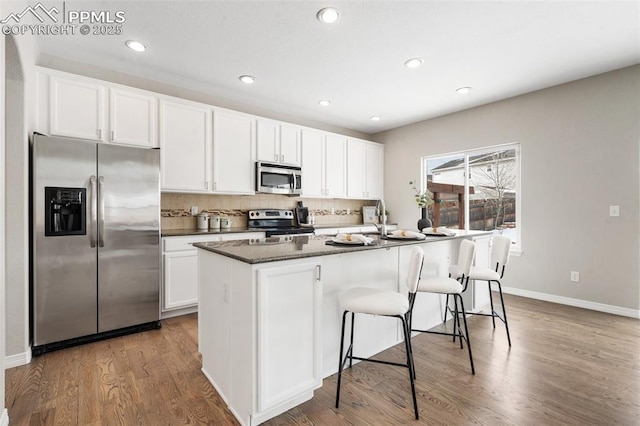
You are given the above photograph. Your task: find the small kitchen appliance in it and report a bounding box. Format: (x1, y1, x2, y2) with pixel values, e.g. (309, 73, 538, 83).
(256, 162, 302, 195)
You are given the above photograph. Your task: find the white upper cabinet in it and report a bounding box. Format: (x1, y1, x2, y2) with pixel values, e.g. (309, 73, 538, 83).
(49, 76, 106, 141)
(323, 134, 347, 198)
(347, 138, 384, 199)
(46, 73, 158, 148)
(109, 88, 158, 148)
(213, 109, 255, 194)
(256, 119, 301, 166)
(279, 123, 301, 166)
(301, 130, 347, 198)
(159, 99, 211, 192)
(301, 129, 324, 197)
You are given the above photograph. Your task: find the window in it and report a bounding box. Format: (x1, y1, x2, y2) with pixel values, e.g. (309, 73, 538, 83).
(421, 143, 521, 253)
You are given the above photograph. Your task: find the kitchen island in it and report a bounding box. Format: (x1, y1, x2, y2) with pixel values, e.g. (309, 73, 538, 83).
(194, 231, 491, 426)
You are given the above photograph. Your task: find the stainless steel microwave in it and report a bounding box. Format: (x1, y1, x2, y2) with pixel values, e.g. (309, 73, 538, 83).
(256, 162, 302, 195)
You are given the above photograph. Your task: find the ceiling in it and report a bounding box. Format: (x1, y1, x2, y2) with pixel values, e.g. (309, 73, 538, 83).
(23, 1, 640, 134)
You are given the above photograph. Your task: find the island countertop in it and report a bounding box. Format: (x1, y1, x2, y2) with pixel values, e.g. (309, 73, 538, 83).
(192, 230, 491, 264)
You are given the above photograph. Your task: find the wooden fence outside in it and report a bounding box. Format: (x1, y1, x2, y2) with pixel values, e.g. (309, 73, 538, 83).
(431, 198, 516, 230)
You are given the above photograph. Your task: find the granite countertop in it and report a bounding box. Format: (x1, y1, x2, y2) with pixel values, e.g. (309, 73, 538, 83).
(161, 223, 392, 237)
(161, 227, 261, 237)
(193, 230, 491, 264)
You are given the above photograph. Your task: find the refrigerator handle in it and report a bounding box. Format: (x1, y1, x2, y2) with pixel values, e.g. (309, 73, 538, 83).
(98, 176, 105, 247)
(89, 176, 97, 247)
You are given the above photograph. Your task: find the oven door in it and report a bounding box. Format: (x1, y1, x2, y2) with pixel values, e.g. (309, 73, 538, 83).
(257, 163, 302, 195)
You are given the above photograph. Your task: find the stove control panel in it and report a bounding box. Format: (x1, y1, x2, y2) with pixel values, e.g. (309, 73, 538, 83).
(248, 209, 294, 219)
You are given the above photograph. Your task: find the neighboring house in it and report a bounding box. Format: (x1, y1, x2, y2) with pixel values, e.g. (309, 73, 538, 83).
(430, 149, 516, 201)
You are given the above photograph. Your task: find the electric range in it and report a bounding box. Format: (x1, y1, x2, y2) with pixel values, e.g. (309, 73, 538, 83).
(247, 209, 315, 237)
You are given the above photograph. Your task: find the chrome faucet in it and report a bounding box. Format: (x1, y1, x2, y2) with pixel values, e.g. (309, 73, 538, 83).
(376, 198, 387, 236)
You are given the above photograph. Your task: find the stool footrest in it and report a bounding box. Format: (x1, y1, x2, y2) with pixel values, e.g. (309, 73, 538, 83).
(349, 355, 411, 370)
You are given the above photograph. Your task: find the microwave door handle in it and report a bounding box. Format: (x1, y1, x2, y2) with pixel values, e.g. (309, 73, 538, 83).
(89, 175, 97, 247)
(292, 171, 297, 190)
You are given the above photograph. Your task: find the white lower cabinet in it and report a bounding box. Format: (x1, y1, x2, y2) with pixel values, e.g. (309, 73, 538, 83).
(161, 233, 261, 317)
(256, 262, 322, 413)
(198, 253, 322, 426)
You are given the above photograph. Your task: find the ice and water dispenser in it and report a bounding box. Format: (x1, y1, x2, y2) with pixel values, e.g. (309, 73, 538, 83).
(44, 187, 86, 236)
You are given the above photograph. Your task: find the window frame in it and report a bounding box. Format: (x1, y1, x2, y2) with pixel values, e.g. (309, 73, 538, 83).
(421, 142, 522, 255)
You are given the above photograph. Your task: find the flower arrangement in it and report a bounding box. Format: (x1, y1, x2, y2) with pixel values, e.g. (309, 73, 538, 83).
(409, 181, 434, 208)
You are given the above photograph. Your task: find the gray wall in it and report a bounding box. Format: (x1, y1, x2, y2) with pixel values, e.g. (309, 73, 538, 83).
(373, 65, 640, 312)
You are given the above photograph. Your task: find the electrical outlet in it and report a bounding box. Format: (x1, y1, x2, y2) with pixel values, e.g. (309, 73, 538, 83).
(609, 205, 619, 217)
(570, 271, 580, 282)
(191, 206, 198, 215)
(346, 208, 351, 214)
(331, 208, 335, 215)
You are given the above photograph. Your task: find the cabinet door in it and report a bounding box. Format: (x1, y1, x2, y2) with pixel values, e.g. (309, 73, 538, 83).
(50, 76, 105, 141)
(213, 110, 255, 194)
(256, 119, 279, 163)
(346, 138, 366, 198)
(257, 262, 322, 412)
(163, 251, 199, 310)
(301, 129, 324, 197)
(159, 100, 211, 192)
(279, 124, 301, 166)
(109, 88, 158, 148)
(324, 134, 347, 198)
(365, 143, 384, 199)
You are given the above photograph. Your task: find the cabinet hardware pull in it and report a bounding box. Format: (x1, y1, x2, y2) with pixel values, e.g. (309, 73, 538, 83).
(280, 154, 284, 162)
(316, 265, 322, 281)
(97, 129, 102, 139)
(274, 154, 278, 161)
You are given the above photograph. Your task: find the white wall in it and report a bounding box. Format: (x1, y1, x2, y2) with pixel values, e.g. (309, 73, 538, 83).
(1, 21, 9, 426)
(4, 32, 38, 366)
(374, 65, 640, 314)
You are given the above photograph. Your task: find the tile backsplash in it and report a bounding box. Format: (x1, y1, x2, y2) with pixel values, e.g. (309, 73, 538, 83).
(161, 193, 376, 230)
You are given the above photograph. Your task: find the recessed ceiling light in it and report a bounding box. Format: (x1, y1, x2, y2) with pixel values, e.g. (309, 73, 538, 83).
(125, 40, 146, 52)
(404, 58, 423, 68)
(370, 116, 381, 121)
(239, 75, 256, 84)
(318, 100, 331, 107)
(456, 86, 471, 95)
(317, 7, 340, 24)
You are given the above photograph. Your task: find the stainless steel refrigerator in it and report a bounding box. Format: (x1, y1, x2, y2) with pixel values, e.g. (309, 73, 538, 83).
(31, 134, 160, 354)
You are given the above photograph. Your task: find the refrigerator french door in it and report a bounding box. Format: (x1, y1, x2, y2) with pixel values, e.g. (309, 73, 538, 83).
(32, 134, 160, 353)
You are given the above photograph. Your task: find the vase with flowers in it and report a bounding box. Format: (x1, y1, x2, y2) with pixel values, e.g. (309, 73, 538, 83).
(410, 180, 434, 231)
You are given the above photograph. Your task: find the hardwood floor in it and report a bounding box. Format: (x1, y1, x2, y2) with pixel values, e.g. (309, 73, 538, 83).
(6, 294, 640, 425)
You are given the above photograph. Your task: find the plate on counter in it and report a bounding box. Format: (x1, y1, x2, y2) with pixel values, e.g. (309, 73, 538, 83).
(384, 232, 426, 240)
(326, 239, 376, 246)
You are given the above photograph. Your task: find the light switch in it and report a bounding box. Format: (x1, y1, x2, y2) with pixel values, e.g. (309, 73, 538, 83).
(609, 205, 619, 217)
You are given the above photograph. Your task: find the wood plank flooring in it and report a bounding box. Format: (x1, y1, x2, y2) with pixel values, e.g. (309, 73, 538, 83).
(6, 294, 640, 425)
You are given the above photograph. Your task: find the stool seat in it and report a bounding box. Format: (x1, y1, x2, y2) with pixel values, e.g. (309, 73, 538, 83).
(418, 276, 463, 294)
(468, 266, 501, 281)
(342, 287, 409, 316)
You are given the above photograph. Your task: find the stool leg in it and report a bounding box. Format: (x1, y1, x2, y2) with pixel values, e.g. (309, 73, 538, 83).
(400, 316, 419, 420)
(456, 294, 475, 375)
(336, 310, 349, 408)
(349, 312, 355, 368)
(497, 281, 512, 347)
(443, 294, 450, 322)
(404, 312, 416, 380)
(488, 281, 496, 328)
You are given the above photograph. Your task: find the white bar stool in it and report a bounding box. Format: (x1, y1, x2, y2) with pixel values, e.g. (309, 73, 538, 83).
(410, 239, 476, 374)
(451, 235, 512, 346)
(335, 246, 424, 420)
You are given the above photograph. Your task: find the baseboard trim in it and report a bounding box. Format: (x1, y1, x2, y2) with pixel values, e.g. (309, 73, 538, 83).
(4, 348, 32, 369)
(0, 408, 8, 426)
(502, 286, 640, 318)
